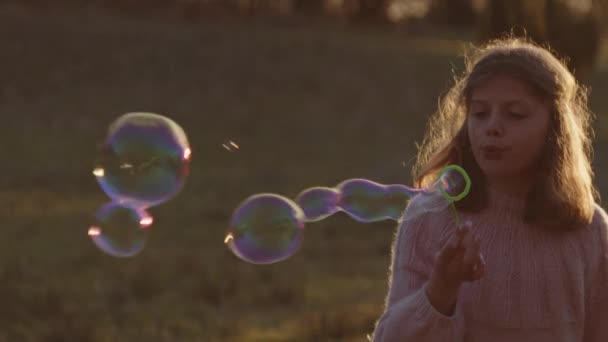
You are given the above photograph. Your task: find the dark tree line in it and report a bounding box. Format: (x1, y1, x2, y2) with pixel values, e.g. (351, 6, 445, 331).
(479, 0, 601, 81)
(8, 0, 605, 80)
(179, 0, 604, 80)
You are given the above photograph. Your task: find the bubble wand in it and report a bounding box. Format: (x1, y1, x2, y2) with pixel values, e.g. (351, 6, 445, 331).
(436, 164, 471, 226)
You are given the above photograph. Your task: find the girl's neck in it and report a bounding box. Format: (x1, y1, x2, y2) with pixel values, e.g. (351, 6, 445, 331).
(485, 173, 531, 198)
(485, 177, 529, 213)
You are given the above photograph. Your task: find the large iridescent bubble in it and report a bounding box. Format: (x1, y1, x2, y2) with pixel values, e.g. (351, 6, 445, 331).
(93, 112, 191, 208)
(226, 164, 471, 264)
(224, 194, 305, 265)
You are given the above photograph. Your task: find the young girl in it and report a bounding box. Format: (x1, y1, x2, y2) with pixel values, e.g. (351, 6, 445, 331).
(371, 37, 608, 341)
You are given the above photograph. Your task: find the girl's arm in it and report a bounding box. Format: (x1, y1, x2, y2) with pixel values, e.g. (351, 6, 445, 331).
(583, 297, 608, 342)
(583, 205, 608, 341)
(371, 213, 465, 342)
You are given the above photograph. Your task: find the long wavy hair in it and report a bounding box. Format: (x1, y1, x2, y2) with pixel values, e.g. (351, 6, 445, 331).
(412, 37, 599, 231)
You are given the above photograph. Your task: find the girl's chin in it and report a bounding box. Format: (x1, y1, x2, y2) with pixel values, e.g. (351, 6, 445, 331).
(480, 164, 512, 177)
(480, 165, 528, 180)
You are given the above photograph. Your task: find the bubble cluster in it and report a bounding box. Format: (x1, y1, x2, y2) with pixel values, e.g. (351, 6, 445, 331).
(88, 112, 191, 257)
(226, 164, 471, 264)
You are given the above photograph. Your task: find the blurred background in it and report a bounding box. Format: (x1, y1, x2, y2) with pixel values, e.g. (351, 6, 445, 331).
(1, 0, 608, 341)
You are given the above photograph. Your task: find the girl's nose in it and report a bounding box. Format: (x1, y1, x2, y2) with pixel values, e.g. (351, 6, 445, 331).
(485, 111, 503, 137)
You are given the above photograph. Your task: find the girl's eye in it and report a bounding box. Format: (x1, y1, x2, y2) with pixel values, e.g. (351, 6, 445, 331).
(509, 112, 527, 119)
(472, 111, 487, 118)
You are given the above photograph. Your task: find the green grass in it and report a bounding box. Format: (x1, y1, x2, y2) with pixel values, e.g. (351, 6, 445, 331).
(2, 3, 608, 341)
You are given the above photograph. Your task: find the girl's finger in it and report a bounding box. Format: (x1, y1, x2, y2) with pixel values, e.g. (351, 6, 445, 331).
(471, 263, 482, 280)
(438, 232, 462, 263)
(471, 253, 486, 280)
(456, 223, 469, 241)
(463, 234, 480, 266)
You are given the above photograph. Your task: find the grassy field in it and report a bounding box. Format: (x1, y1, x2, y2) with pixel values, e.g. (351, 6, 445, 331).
(2, 3, 608, 341)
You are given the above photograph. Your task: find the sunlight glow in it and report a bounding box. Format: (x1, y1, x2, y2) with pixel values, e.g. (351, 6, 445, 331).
(93, 168, 105, 177)
(88, 226, 101, 236)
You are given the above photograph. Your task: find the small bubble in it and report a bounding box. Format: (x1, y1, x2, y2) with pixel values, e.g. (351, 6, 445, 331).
(226, 194, 304, 265)
(88, 202, 152, 258)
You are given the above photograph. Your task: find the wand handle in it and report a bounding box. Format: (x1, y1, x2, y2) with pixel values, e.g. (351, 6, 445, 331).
(450, 202, 461, 226)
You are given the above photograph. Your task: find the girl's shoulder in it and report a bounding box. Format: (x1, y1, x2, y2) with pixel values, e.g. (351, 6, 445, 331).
(584, 203, 608, 302)
(393, 194, 455, 270)
(581, 203, 608, 243)
(591, 202, 608, 229)
(396, 193, 456, 248)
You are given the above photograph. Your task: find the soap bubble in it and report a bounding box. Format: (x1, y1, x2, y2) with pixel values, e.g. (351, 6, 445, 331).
(294, 187, 340, 222)
(225, 194, 305, 265)
(88, 202, 153, 258)
(437, 164, 470, 200)
(94, 112, 191, 208)
(335, 179, 422, 222)
(226, 164, 472, 264)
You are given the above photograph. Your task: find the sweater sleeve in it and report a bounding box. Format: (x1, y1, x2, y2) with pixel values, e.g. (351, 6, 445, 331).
(371, 209, 465, 342)
(583, 204, 608, 342)
(583, 297, 608, 342)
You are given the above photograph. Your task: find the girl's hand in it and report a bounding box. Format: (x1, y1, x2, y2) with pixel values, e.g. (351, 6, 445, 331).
(425, 221, 485, 315)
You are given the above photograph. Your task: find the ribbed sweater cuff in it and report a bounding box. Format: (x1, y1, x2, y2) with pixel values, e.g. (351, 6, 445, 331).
(411, 283, 458, 329)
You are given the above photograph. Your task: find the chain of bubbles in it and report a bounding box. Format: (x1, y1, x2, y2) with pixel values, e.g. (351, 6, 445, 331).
(88, 112, 191, 257)
(224, 165, 471, 265)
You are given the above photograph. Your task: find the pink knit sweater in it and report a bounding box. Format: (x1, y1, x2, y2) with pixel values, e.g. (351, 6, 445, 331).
(372, 188, 608, 342)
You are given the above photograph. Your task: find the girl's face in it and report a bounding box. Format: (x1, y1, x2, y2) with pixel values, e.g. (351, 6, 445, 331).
(467, 74, 551, 184)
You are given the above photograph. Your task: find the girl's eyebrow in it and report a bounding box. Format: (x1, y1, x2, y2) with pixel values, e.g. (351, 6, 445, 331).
(469, 99, 487, 106)
(470, 99, 530, 107)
